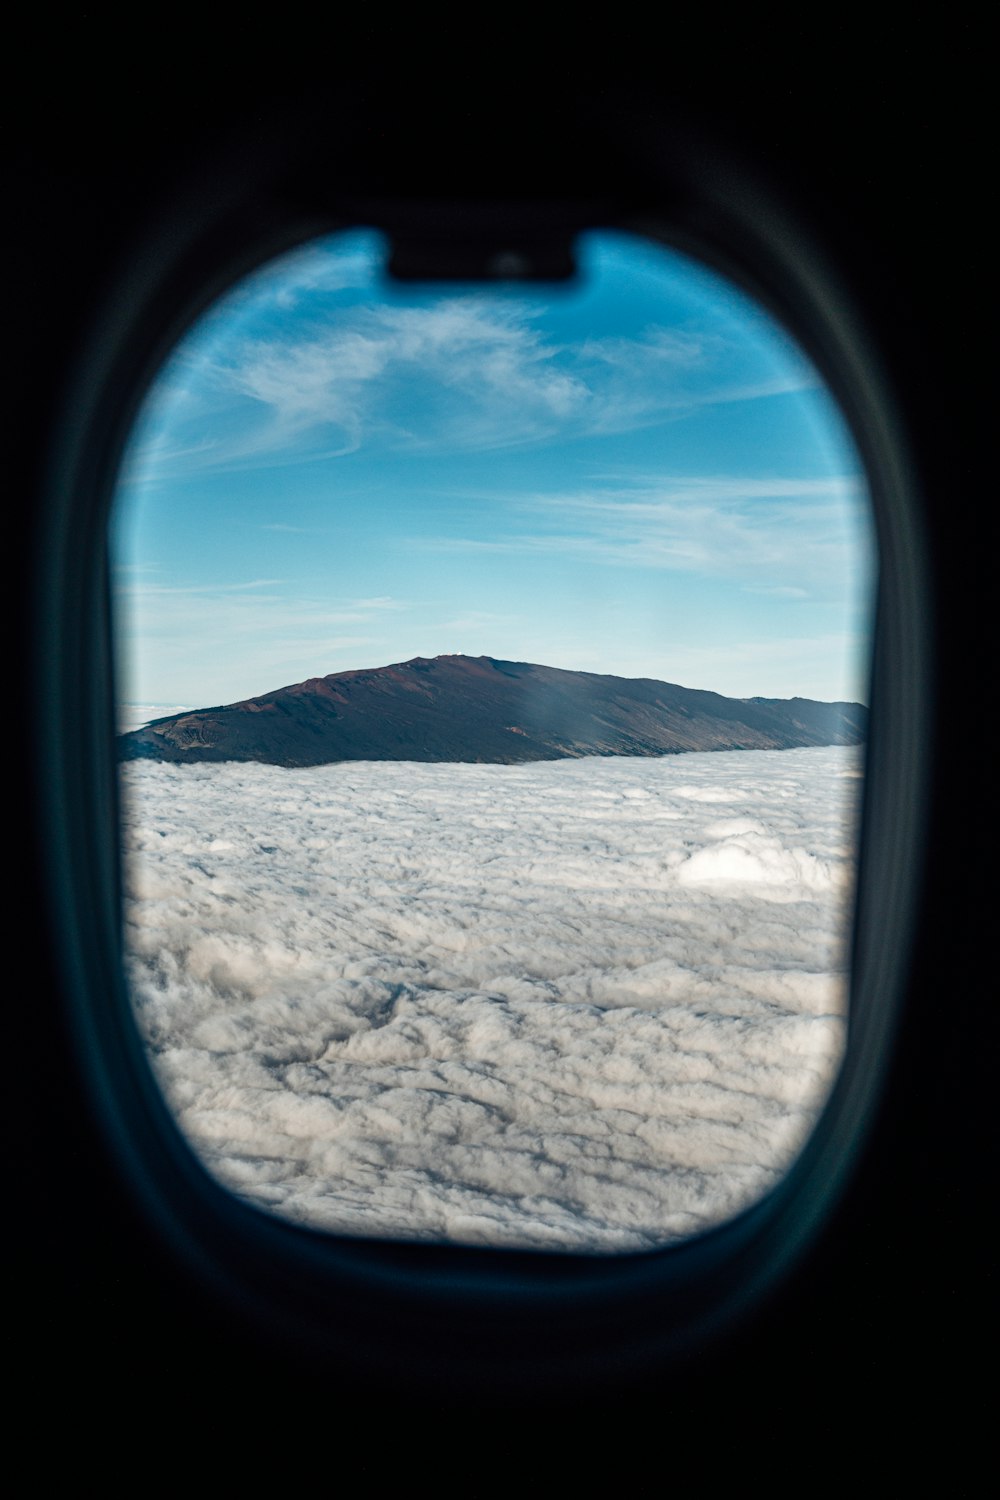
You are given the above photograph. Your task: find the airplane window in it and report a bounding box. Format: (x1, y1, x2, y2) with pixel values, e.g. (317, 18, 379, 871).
(111, 229, 875, 1253)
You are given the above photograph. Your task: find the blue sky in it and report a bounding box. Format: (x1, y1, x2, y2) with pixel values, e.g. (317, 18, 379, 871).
(111, 230, 875, 710)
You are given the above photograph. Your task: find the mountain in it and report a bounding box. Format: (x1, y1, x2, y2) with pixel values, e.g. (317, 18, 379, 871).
(118, 655, 867, 767)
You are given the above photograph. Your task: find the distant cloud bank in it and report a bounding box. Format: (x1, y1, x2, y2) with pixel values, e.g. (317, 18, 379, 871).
(118, 704, 193, 734)
(121, 747, 860, 1251)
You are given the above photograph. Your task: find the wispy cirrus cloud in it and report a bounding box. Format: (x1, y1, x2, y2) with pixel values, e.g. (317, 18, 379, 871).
(195, 243, 380, 327)
(122, 294, 819, 483)
(115, 575, 405, 627)
(113, 231, 874, 707)
(417, 474, 869, 592)
(128, 577, 288, 595)
(113, 579, 411, 702)
(221, 300, 591, 460)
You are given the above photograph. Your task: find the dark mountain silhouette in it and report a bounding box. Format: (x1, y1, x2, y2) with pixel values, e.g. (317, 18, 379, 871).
(119, 654, 867, 767)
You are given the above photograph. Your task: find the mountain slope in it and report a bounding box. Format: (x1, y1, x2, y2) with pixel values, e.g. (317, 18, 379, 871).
(118, 654, 867, 766)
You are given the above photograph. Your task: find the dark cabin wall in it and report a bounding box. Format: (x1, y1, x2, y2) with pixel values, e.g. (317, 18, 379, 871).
(7, 27, 988, 1459)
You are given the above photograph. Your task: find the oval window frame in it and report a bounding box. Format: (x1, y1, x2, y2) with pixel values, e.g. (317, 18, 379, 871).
(32, 118, 929, 1392)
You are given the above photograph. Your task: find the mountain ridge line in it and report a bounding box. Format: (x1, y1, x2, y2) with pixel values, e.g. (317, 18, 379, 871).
(119, 653, 867, 767)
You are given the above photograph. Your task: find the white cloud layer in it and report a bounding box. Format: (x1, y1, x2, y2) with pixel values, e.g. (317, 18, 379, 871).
(121, 747, 860, 1252)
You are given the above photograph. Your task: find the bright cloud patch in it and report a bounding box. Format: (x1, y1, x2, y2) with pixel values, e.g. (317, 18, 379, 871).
(121, 746, 859, 1252)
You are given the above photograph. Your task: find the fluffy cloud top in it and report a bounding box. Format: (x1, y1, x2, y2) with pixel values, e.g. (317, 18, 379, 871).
(121, 747, 860, 1252)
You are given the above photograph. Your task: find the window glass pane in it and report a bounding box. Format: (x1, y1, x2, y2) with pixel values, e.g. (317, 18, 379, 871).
(113, 230, 874, 1251)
